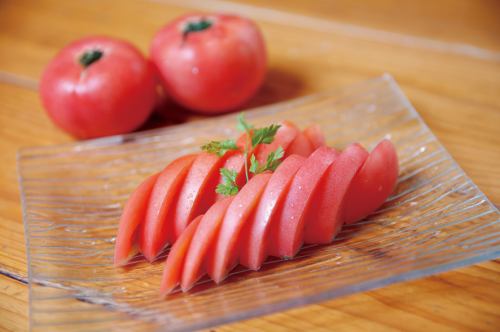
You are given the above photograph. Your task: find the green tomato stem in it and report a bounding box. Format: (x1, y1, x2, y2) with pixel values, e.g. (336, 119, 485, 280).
(79, 49, 103, 68)
(182, 19, 212, 39)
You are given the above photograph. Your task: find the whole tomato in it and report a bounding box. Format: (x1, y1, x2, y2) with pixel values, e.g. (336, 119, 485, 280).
(151, 13, 267, 114)
(40, 36, 157, 139)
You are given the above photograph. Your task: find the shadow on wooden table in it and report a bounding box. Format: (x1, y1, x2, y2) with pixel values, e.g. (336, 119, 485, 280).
(138, 67, 304, 131)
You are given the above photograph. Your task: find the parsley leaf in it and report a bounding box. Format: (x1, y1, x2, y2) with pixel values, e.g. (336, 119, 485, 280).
(249, 146, 285, 175)
(201, 139, 239, 157)
(215, 168, 239, 196)
(251, 124, 281, 147)
(237, 113, 254, 133)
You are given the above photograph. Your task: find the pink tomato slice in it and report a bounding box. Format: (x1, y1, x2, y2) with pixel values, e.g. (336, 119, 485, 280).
(269, 147, 338, 258)
(173, 152, 225, 240)
(181, 197, 233, 291)
(160, 215, 203, 296)
(139, 154, 197, 262)
(240, 155, 305, 271)
(254, 121, 299, 164)
(343, 139, 399, 224)
(114, 173, 159, 266)
(287, 131, 313, 157)
(303, 124, 326, 149)
(303, 144, 367, 244)
(210, 173, 272, 284)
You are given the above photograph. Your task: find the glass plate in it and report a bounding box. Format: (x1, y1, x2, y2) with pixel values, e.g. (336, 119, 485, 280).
(19, 75, 500, 331)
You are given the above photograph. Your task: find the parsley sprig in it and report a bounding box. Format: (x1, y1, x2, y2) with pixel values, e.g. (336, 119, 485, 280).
(202, 113, 285, 196)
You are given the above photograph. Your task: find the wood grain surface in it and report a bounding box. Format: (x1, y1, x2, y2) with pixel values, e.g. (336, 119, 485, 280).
(0, 0, 499, 331)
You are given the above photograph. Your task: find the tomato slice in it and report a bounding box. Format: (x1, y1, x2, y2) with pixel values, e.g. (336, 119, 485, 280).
(287, 131, 313, 157)
(240, 155, 305, 271)
(343, 139, 399, 224)
(139, 154, 196, 262)
(255, 121, 299, 164)
(215, 151, 246, 201)
(210, 173, 272, 284)
(160, 215, 203, 296)
(303, 144, 367, 244)
(269, 147, 338, 258)
(173, 152, 225, 240)
(114, 173, 159, 266)
(303, 124, 326, 149)
(181, 197, 233, 292)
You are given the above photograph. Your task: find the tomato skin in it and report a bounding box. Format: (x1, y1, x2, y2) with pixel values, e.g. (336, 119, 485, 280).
(343, 140, 399, 224)
(150, 13, 267, 113)
(240, 155, 305, 271)
(303, 124, 326, 149)
(181, 197, 233, 292)
(287, 131, 313, 157)
(173, 152, 225, 239)
(139, 155, 197, 262)
(160, 215, 202, 296)
(303, 144, 367, 244)
(269, 147, 338, 258)
(40, 36, 157, 139)
(211, 173, 272, 284)
(113, 173, 159, 267)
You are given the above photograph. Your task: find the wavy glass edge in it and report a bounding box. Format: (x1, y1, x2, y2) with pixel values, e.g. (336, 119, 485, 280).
(18, 74, 500, 331)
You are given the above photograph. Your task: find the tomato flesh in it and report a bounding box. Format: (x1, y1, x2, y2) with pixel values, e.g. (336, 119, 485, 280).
(210, 173, 272, 283)
(255, 121, 299, 164)
(343, 139, 399, 224)
(240, 155, 305, 270)
(160, 215, 202, 296)
(303, 144, 367, 243)
(181, 197, 233, 291)
(139, 154, 196, 262)
(269, 147, 338, 258)
(113, 173, 159, 266)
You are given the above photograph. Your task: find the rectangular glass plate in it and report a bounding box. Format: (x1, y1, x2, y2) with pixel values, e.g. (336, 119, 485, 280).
(19, 74, 500, 331)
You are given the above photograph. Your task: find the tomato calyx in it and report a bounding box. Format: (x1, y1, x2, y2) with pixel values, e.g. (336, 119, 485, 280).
(79, 49, 103, 68)
(182, 18, 212, 39)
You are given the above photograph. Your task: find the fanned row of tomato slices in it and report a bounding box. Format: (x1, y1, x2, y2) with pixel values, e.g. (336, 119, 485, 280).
(114, 121, 326, 266)
(160, 140, 398, 294)
(113, 120, 399, 296)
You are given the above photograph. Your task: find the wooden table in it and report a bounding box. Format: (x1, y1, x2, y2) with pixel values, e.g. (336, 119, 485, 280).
(1, 0, 499, 331)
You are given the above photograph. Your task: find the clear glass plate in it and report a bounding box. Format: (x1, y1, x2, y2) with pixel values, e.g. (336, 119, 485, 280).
(19, 74, 500, 331)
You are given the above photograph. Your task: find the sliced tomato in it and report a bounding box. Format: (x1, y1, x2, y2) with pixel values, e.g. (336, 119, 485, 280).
(215, 151, 246, 201)
(181, 197, 233, 291)
(139, 154, 196, 262)
(240, 155, 305, 270)
(254, 121, 299, 164)
(114, 173, 159, 266)
(269, 147, 338, 258)
(343, 139, 398, 224)
(287, 131, 313, 157)
(303, 124, 326, 149)
(210, 173, 272, 284)
(160, 215, 203, 296)
(303, 144, 367, 243)
(173, 152, 225, 239)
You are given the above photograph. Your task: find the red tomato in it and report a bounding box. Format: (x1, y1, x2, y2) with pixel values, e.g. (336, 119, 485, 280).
(150, 13, 267, 114)
(160, 215, 202, 296)
(113, 173, 159, 267)
(181, 197, 233, 292)
(210, 173, 272, 283)
(139, 154, 196, 262)
(40, 36, 157, 139)
(303, 144, 367, 244)
(254, 121, 299, 165)
(303, 124, 326, 149)
(269, 147, 338, 258)
(240, 155, 305, 271)
(343, 140, 399, 224)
